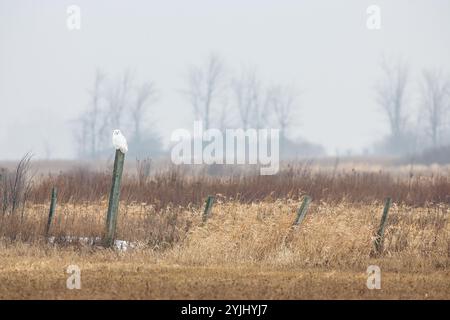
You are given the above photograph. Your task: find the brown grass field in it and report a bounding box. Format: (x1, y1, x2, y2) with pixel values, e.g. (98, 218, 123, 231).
(0, 161, 449, 299)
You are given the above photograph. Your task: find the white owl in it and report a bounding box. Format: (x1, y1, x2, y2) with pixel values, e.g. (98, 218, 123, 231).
(112, 129, 128, 154)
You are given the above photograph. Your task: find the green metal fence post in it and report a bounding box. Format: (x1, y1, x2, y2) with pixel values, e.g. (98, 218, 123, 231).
(373, 197, 392, 255)
(202, 195, 215, 223)
(104, 149, 125, 246)
(45, 187, 57, 236)
(293, 195, 312, 227)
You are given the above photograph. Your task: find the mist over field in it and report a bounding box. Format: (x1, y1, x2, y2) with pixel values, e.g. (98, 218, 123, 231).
(1, 0, 450, 161)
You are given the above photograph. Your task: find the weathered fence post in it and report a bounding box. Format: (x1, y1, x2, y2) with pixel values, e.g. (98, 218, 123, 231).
(45, 187, 57, 236)
(293, 195, 312, 226)
(373, 197, 392, 255)
(104, 150, 125, 246)
(202, 195, 215, 223)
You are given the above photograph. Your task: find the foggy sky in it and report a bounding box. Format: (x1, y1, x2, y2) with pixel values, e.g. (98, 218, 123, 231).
(1, 0, 449, 159)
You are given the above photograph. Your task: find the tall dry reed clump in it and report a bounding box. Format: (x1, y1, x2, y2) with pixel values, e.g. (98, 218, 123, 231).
(0, 153, 33, 217)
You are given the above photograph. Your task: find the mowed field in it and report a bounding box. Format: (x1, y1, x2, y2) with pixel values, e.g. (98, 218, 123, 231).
(0, 201, 449, 299)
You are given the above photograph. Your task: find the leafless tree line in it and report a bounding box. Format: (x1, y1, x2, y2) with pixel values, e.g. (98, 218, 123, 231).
(75, 54, 449, 159)
(184, 53, 300, 141)
(75, 69, 158, 158)
(420, 68, 450, 149)
(375, 56, 450, 154)
(75, 54, 302, 160)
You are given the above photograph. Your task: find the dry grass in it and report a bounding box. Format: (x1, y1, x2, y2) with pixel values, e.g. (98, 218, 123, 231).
(27, 164, 450, 209)
(0, 199, 448, 299)
(1, 252, 449, 299)
(1, 159, 449, 299)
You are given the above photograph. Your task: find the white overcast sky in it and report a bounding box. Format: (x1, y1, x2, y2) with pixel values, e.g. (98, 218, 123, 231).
(1, 0, 449, 159)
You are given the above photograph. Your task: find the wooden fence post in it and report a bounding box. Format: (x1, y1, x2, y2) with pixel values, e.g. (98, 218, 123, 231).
(373, 197, 392, 255)
(293, 196, 312, 226)
(202, 195, 215, 223)
(45, 187, 57, 237)
(104, 150, 125, 246)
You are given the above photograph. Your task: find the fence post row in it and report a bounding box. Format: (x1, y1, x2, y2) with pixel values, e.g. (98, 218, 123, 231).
(373, 197, 392, 255)
(293, 195, 312, 227)
(40, 164, 392, 255)
(104, 149, 126, 247)
(202, 195, 215, 222)
(45, 187, 57, 237)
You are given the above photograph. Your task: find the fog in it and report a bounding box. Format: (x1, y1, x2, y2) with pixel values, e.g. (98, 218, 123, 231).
(1, 0, 449, 160)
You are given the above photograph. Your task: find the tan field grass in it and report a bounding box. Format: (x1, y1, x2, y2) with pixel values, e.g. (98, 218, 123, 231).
(0, 200, 448, 299)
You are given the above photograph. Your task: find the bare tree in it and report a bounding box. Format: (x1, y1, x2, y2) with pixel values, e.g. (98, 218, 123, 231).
(106, 70, 134, 129)
(266, 84, 298, 140)
(231, 67, 266, 129)
(73, 113, 89, 158)
(376, 56, 410, 145)
(73, 69, 163, 158)
(185, 53, 227, 130)
(217, 101, 232, 132)
(72, 69, 106, 158)
(420, 68, 450, 148)
(131, 82, 158, 143)
(86, 69, 105, 158)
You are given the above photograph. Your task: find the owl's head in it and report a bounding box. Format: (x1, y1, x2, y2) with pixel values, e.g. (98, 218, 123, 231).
(113, 129, 121, 136)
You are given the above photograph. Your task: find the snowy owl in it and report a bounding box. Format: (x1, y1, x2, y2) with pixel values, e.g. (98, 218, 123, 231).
(112, 129, 128, 154)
